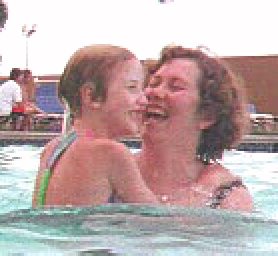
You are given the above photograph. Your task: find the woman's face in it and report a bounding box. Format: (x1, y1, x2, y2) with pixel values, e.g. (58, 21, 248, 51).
(141, 58, 204, 139)
(102, 58, 144, 138)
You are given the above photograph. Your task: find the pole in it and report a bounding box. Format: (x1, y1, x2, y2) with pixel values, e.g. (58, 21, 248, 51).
(25, 36, 29, 69)
(22, 24, 37, 70)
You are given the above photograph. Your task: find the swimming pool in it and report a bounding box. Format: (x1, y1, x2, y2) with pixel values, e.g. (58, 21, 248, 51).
(0, 145, 278, 255)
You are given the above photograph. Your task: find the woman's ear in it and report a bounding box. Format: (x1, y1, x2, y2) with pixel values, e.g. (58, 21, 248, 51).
(198, 111, 215, 130)
(199, 119, 214, 130)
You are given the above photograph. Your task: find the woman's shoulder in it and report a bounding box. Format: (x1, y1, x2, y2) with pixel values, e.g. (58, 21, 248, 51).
(202, 162, 241, 185)
(204, 162, 253, 211)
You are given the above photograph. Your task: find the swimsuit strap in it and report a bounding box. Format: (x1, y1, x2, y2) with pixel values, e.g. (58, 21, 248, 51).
(207, 179, 246, 209)
(46, 130, 77, 168)
(36, 130, 77, 206)
(108, 191, 122, 203)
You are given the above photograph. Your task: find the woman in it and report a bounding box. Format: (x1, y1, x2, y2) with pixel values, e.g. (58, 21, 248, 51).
(0, 68, 24, 129)
(21, 69, 37, 103)
(32, 44, 157, 207)
(137, 45, 253, 211)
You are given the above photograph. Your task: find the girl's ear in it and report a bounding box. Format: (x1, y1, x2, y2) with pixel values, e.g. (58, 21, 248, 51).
(80, 83, 102, 109)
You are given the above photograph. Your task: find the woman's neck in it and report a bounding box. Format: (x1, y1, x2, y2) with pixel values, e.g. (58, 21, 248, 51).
(140, 140, 203, 185)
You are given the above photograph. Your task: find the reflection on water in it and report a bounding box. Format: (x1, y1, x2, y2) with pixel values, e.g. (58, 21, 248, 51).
(0, 145, 40, 214)
(1, 205, 278, 255)
(0, 145, 278, 255)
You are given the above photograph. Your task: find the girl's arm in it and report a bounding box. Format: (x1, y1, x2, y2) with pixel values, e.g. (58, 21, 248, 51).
(96, 140, 158, 204)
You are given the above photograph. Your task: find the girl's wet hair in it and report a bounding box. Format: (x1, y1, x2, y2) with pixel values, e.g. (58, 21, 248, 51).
(147, 45, 248, 163)
(59, 44, 136, 117)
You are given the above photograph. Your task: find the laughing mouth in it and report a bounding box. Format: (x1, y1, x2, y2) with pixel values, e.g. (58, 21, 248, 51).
(145, 108, 168, 121)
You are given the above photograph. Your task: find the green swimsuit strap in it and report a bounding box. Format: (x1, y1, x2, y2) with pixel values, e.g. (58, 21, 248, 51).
(35, 130, 77, 207)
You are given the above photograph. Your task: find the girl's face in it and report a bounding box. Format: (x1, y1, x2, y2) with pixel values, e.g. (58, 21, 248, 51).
(102, 58, 144, 138)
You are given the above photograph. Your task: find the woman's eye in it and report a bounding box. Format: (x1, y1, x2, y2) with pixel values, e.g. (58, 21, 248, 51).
(148, 81, 159, 88)
(169, 80, 186, 91)
(127, 85, 137, 90)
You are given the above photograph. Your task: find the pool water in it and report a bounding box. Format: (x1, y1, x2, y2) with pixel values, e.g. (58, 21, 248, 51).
(0, 145, 278, 255)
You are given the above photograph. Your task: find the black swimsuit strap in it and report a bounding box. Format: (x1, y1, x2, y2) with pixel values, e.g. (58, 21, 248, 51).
(207, 180, 246, 209)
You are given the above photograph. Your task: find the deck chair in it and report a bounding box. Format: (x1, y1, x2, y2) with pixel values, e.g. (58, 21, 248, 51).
(31, 81, 65, 132)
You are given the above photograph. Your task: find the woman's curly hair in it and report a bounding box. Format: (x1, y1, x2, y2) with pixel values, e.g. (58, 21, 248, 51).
(146, 45, 249, 163)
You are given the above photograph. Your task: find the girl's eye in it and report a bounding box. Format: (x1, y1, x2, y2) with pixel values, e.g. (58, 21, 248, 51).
(126, 83, 141, 93)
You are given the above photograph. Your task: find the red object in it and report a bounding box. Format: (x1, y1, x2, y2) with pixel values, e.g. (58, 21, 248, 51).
(12, 106, 25, 113)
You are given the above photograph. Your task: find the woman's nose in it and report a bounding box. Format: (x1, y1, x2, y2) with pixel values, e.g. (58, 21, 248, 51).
(145, 85, 167, 100)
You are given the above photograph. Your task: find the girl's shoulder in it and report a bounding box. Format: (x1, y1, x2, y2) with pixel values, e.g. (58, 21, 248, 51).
(76, 137, 128, 153)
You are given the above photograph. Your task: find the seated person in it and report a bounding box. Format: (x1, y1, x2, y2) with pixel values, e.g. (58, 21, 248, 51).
(11, 69, 45, 131)
(0, 68, 24, 129)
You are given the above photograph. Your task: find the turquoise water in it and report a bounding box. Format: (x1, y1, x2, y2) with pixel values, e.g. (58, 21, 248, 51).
(0, 145, 278, 255)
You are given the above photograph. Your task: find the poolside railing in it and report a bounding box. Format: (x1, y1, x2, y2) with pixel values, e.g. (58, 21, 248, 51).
(1, 113, 278, 134)
(250, 114, 278, 134)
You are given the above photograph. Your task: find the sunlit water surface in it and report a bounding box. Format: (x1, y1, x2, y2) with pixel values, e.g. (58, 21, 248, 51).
(0, 145, 278, 255)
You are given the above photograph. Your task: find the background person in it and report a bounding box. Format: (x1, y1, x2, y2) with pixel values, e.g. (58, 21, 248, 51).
(21, 69, 36, 103)
(137, 45, 253, 212)
(0, 68, 24, 128)
(10, 69, 43, 130)
(15, 69, 45, 130)
(21, 69, 45, 115)
(32, 44, 158, 207)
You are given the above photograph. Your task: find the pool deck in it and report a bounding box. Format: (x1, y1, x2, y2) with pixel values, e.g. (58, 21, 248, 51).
(0, 131, 278, 152)
(0, 131, 60, 146)
(236, 134, 278, 152)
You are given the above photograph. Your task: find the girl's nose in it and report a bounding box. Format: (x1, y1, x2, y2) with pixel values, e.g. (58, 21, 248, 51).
(134, 91, 148, 112)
